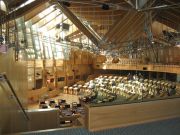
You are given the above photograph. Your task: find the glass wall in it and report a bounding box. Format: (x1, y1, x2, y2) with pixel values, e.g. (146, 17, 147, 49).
(14, 4, 96, 61)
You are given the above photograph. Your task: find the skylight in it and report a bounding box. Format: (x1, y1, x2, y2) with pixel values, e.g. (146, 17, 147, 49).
(38, 6, 55, 18)
(0, 0, 7, 12)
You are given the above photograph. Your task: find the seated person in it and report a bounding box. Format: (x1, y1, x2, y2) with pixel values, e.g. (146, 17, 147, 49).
(49, 100, 56, 107)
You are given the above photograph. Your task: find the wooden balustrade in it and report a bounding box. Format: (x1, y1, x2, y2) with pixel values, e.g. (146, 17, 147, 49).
(84, 98, 180, 131)
(94, 63, 180, 74)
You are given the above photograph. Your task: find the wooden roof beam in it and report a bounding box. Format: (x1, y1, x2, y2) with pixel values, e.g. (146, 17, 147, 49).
(70, 32, 108, 41)
(108, 13, 156, 50)
(70, 11, 122, 20)
(7, 0, 26, 9)
(104, 11, 135, 42)
(70, 9, 126, 14)
(47, 17, 68, 31)
(164, 0, 180, 14)
(69, 7, 125, 11)
(77, 17, 115, 24)
(69, 33, 84, 40)
(102, 12, 143, 49)
(52, 0, 101, 46)
(0, 0, 49, 24)
(156, 16, 179, 31)
(114, 13, 145, 43)
(66, 30, 81, 39)
(104, 0, 156, 48)
(70, 11, 124, 17)
(66, 25, 107, 40)
(7, 2, 51, 28)
(24, 3, 51, 21)
(38, 12, 63, 28)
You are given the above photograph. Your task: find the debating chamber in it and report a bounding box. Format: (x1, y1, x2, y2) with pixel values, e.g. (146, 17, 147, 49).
(0, 0, 180, 135)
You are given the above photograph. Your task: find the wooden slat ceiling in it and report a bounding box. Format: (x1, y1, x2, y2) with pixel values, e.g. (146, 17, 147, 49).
(5, 0, 26, 9)
(65, 0, 130, 37)
(1, 0, 180, 50)
(64, 0, 179, 49)
(63, 0, 141, 48)
(153, 0, 180, 30)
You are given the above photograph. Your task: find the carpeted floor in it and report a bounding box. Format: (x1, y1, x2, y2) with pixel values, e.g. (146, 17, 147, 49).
(23, 117, 180, 135)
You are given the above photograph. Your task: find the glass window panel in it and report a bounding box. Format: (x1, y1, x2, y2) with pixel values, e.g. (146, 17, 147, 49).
(44, 46, 49, 59)
(38, 5, 55, 18)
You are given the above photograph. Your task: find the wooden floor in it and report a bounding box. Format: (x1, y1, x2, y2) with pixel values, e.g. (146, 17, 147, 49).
(28, 93, 80, 109)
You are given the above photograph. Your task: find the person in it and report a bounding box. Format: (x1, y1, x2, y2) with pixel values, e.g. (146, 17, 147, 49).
(138, 73, 143, 79)
(133, 74, 138, 81)
(127, 73, 132, 80)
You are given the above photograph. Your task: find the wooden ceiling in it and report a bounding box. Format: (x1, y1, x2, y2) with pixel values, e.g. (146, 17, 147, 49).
(3, 0, 26, 9)
(1, 0, 180, 50)
(54, 0, 180, 49)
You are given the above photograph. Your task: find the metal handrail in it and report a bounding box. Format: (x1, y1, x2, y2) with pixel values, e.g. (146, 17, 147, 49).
(0, 73, 29, 121)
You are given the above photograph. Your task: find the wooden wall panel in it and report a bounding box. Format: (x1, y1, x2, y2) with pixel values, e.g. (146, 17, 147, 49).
(145, 46, 180, 64)
(74, 50, 82, 65)
(94, 55, 107, 64)
(21, 49, 95, 104)
(28, 87, 48, 103)
(88, 52, 94, 64)
(27, 109, 59, 131)
(86, 98, 180, 131)
(56, 70, 66, 89)
(55, 60, 64, 67)
(81, 51, 89, 65)
(69, 50, 75, 65)
(0, 48, 28, 108)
